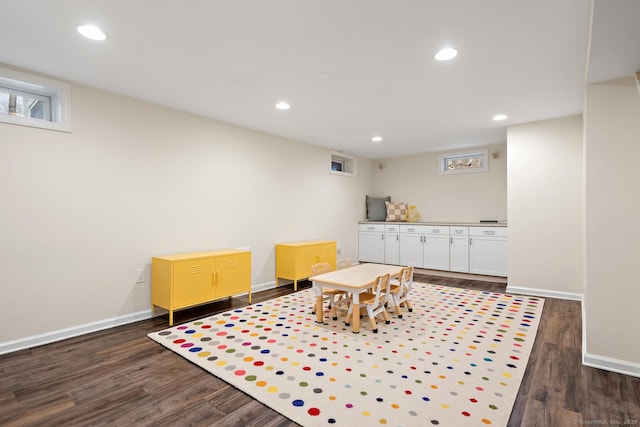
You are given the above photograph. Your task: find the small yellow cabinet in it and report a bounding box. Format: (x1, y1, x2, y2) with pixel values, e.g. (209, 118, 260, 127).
(275, 240, 336, 291)
(152, 249, 251, 325)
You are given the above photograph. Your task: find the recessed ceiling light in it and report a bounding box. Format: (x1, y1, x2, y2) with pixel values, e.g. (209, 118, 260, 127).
(371, 136, 383, 143)
(275, 101, 290, 110)
(77, 25, 107, 41)
(492, 114, 508, 121)
(435, 47, 457, 61)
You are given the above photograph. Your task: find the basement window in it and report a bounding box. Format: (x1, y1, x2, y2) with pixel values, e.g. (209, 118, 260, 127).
(438, 149, 488, 174)
(330, 152, 356, 176)
(0, 65, 71, 132)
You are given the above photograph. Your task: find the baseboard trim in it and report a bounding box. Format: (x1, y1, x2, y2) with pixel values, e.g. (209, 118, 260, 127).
(582, 353, 640, 378)
(0, 309, 153, 356)
(505, 285, 583, 301)
(0, 281, 282, 356)
(252, 280, 277, 293)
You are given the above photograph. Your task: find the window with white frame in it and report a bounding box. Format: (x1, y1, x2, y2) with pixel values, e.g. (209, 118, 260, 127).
(0, 65, 71, 132)
(330, 152, 356, 176)
(438, 149, 488, 174)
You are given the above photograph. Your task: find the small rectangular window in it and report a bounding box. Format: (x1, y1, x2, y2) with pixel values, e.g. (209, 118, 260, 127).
(438, 149, 488, 174)
(0, 87, 52, 121)
(330, 152, 356, 176)
(0, 65, 71, 132)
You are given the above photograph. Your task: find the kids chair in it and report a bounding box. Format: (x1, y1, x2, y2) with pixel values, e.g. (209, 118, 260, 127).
(344, 273, 391, 333)
(387, 266, 414, 318)
(310, 262, 348, 321)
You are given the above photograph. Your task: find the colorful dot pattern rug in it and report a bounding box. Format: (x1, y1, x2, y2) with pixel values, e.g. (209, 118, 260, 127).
(148, 283, 544, 426)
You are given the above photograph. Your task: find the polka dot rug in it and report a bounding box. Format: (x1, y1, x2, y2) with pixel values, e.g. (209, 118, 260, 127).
(148, 283, 544, 426)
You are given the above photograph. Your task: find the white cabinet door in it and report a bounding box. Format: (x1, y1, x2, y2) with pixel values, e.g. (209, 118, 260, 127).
(384, 225, 400, 265)
(424, 234, 450, 270)
(358, 231, 385, 263)
(450, 235, 470, 272)
(469, 227, 507, 276)
(399, 233, 423, 267)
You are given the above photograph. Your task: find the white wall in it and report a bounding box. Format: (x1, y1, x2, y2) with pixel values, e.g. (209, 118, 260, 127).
(0, 81, 373, 346)
(371, 143, 507, 223)
(584, 76, 640, 370)
(506, 116, 584, 297)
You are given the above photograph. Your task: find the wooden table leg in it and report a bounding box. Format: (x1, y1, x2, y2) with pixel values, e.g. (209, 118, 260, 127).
(313, 282, 324, 323)
(351, 303, 360, 333)
(315, 295, 324, 323)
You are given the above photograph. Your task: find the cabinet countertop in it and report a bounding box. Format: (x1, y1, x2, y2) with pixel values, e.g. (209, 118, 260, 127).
(359, 221, 508, 227)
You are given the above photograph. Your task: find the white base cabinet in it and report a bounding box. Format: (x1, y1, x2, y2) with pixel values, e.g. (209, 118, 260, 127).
(384, 224, 400, 265)
(359, 222, 507, 277)
(399, 231, 424, 267)
(399, 225, 450, 271)
(449, 226, 470, 273)
(423, 230, 450, 270)
(358, 223, 385, 263)
(469, 227, 508, 276)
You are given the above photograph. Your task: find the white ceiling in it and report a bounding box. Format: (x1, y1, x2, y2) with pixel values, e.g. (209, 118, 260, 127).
(1, 1, 639, 159)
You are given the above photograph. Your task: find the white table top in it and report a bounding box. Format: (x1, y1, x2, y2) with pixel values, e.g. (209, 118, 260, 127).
(309, 263, 404, 291)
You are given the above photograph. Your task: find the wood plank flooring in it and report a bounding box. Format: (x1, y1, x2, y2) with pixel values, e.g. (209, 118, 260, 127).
(1, 275, 638, 426)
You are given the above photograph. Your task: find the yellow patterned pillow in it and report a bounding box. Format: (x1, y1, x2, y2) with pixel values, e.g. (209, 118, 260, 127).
(385, 201, 408, 222)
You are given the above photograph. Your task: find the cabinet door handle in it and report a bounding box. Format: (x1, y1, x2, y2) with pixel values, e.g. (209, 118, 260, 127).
(396, 234, 399, 241)
(470, 238, 473, 245)
(450, 237, 453, 244)
(382, 234, 384, 240)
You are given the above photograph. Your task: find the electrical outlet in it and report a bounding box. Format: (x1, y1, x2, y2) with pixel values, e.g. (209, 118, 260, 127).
(136, 268, 145, 283)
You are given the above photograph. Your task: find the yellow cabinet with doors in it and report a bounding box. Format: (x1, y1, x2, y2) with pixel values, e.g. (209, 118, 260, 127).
(152, 249, 251, 325)
(275, 240, 336, 291)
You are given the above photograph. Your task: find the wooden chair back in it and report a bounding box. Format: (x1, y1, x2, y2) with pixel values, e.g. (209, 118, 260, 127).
(371, 273, 390, 307)
(401, 266, 414, 296)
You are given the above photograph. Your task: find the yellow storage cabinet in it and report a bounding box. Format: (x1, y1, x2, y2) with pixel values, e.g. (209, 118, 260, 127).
(152, 249, 251, 325)
(276, 240, 336, 291)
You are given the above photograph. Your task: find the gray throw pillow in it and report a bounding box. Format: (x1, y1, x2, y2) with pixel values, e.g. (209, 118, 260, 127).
(366, 195, 391, 221)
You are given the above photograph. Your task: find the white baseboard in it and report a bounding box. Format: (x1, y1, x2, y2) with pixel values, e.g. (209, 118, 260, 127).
(0, 309, 153, 355)
(0, 280, 282, 356)
(580, 293, 640, 379)
(582, 353, 640, 378)
(506, 285, 583, 301)
(509, 287, 639, 379)
(252, 280, 277, 293)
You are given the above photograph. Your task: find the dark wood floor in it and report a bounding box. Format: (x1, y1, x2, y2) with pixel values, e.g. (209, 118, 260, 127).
(1, 275, 638, 426)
